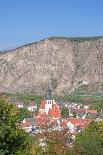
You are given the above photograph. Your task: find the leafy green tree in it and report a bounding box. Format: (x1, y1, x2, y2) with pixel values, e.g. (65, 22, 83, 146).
(61, 107, 69, 117)
(90, 102, 103, 112)
(0, 99, 34, 155)
(72, 121, 103, 155)
(18, 108, 32, 121)
(72, 112, 76, 118)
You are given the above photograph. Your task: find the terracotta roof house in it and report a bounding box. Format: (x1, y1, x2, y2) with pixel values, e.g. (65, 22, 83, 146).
(38, 90, 61, 119)
(48, 104, 61, 118)
(69, 107, 97, 119)
(19, 118, 37, 133)
(66, 117, 91, 133)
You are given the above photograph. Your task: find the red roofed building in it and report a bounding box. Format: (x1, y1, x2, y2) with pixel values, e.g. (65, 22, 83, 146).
(39, 100, 46, 113)
(48, 104, 61, 118)
(66, 117, 91, 133)
(87, 109, 97, 114)
(69, 107, 97, 119)
(38, 90, 61, 119)
(19, 118, 32, 132)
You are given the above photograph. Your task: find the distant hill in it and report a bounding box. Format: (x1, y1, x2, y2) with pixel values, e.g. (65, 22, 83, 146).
(0, 36, 103, 95)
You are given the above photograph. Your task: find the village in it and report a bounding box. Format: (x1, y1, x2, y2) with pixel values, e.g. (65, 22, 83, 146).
(8, 90, 103, 147)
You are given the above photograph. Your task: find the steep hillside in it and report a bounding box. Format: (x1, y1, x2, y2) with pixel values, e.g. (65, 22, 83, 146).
(0, 37, 103, 95)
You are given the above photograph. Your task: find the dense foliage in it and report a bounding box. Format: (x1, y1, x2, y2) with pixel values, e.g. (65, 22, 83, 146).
(61, 107, 69, 117)
(18, 108, 33, 121)
(0, 99, 37, 155)
(69, 121, 103, 155)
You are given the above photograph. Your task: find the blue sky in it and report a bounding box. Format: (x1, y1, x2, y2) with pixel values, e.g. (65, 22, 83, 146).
(0, 0, 103, 49)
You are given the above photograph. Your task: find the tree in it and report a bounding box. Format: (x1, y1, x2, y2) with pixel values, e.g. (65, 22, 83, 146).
(72, 112, 76, 118)
(89, 102, 103, 112)
(72, 121, 103, 155)
(61, 107, 69, 117)
(34, 131, 69, 155)
(0, 99, 34, 155)
(18, 108, 32, 121)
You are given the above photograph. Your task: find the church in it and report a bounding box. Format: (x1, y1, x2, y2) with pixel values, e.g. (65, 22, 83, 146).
(38, 90, 61, 119)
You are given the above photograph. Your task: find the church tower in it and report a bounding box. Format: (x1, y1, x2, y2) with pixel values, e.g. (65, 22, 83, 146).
(38, 89, 61, 118)
(45, 89, 53, 114)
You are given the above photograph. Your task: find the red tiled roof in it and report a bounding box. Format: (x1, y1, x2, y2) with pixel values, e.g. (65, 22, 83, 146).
(67, 117, 91, 126)
(48, 104, 61, 118)
(71, 108, 86, 113)
(35, 112, 48, 126)
(39, 100, 45, 109)
(35, 116, 48, 127)
(35, 117, 44, 125)
(71, 108, 97, 114)
(87, 109, 97, 114)
(60, 122, 67, 128)
(79, 124, 86, 129)
(68, 118, 84, 125)
(41, 112, 48, 118)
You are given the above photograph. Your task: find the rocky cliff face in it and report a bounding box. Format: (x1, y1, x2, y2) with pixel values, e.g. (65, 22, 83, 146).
(0, 37, 103, 95)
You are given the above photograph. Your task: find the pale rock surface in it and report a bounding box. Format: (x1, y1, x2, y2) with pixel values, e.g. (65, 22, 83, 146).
(0, 38, 103, 95)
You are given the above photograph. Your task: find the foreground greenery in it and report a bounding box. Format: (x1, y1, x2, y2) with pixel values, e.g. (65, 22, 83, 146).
(0, 99, 41, 155)
(0, 99, 70, 155)
(69, 121, 103, 155)
(1, 93, 103, 154)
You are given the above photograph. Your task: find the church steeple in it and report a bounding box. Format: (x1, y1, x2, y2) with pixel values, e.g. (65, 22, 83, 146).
(38, 89, 61, 117)
(45, 89, 52, 100)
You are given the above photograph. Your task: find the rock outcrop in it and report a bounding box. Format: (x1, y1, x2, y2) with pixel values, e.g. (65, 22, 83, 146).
(0, 37, 103, 95)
